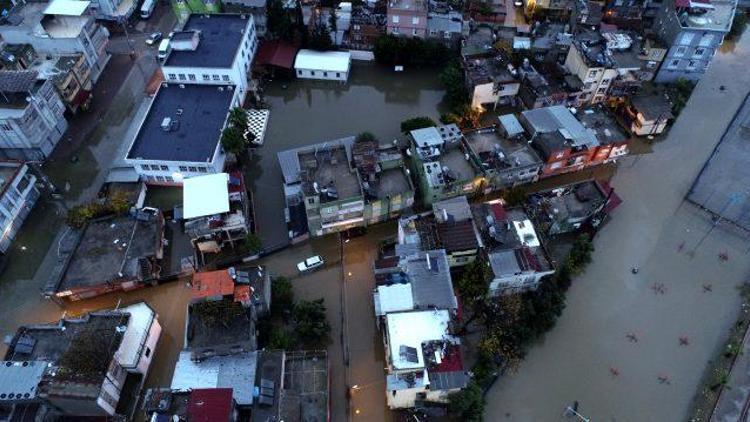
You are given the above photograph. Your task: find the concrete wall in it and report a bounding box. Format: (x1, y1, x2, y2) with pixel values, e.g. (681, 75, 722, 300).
(0, 165, 39, 254)
(135, 318, 161, 375)
(471, 81, 521, 109)
(295, 67, 349, 81)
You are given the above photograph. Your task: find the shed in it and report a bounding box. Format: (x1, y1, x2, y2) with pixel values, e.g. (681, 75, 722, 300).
(294, 50, 351, 82)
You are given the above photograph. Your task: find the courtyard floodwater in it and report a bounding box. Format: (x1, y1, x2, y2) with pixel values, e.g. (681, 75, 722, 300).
(484, 31, 750, 421)
(250, 63, 446, 246)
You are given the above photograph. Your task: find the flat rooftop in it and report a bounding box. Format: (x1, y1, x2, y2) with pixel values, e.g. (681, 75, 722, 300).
(58, 214, 162, 292)
(164, 14, 250, 68)
(298, 146, 361, 202)
(388, 0, 427, 12)
(171, 350, 257, 406)
(676, 0, 737, 32)
(127, 84, 234, 163)
(187, 299, 253, 350)
(439, 147, 479, 183)
(577, 107, 628, 145)
(464, 128, 541, 171)
(1, 3, 90, 38)
(372, 167, 411, 199)
(465, 56, 516, 86)
(386, 310, 452, 371)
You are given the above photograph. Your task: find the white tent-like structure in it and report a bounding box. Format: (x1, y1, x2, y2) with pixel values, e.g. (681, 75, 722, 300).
(294, 49, 351, 82)
(182, 173, 230, 219)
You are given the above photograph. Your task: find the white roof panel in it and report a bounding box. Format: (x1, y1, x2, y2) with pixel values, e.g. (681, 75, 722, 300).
(44, 0, 91, 16)
(386, 310, 451, 370)
(374, 283, 414, 316)
(513, 219, 541, 247)
(294, 49, 351, 73)
(183, 173, 230, 219)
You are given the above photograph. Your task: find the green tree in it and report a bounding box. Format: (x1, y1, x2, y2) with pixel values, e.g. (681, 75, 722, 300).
(266, 0, 294, 40)
(479, 294, 526, 371)
(245, 233, 263, 254)
(268, 327, 295, 349)
(440, 61, 468, 108)
(456, 260, 490, 312)
(566, 234, 593, 275)
(228, 107, 248, 133)
(271, 276, 294, 316)
(293, 299, 331, 347)
(329, 6, 337, 34)
(448, 381, 485, 421)
(221, 126, 245, 156)
(308, 15, 333, 51)
(501, 186, 526, 206)
(728, 11, 748, 40)
(400, 116, 436, 133)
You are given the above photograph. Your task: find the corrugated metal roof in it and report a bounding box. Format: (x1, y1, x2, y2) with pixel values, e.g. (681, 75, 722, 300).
(489, 250, 521, 277)
(498, 114, 524, 136)
(403, 249, 457, 310)
(522, 105, 598, 147)
(430, 370, 469, 390)
(0, 361, 47, 400)
(0, 70, 38, 93)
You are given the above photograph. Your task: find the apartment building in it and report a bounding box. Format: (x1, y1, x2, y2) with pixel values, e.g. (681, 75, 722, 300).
(0, 161, 39, 254)
(0, 71, 67, 161)
(1, 302, 161, 419)
(653, 0, 737, 82)
(0, 0, 110, 83)
(387, 0, 429, 38)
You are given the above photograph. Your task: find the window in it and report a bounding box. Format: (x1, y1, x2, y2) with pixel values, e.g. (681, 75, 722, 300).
(212, 74, 220, 81)
(179, 166, 188, 171)
(444, 32, 451, 39)
(150, 164, 160, 171)
(412, 17, 419, 25)
(188, 166, 197, 172)
(202, 74, 210, 81)
(308, 198, 315, 205)
(354, 24, 360, 30)
(197, 167, 208, 173)
(336, 72, 340, 78)
(323, 72, 328, 77)
(145, 347, 151, 358)
(1, 123, 11, 131)
(675, 46, 687, 56)
(311, 71, 316, 76)
(698, 34, 714, 47)
(140, 164, 149, 171)
(597, 87, 607, 93)
(687, 60, 697, 69)
(680, 32, 695, 45)
(160, 165, 168, 171)
(222, 75, 230, 81)
(588, 69, 598, 78)
(430, 29, 437, 36)
(412, 28, 418, 36)
(694, 47, 706, 57)
(298, 69, 303, 75)
(392, 15, 400, 23)
(600, 78, 610, 85)
(178, 74, 186, 81)
(669, 59, 680, 68)
(168, 73, 177, 80)
(188, 74, 196, 81)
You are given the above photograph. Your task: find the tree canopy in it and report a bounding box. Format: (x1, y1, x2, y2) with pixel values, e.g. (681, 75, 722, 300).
(448, 381, 485, 421)
(293, 299, 331, 347)
(400, 116, 436, 133)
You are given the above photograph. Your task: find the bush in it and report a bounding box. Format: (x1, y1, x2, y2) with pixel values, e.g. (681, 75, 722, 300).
(271, 276, 294, 316)
(66, 193, 131, 229)
(293, 299, 331, 348)
(355, 132, 378, 144)
(268, 327, 295, 349)
(728, 11, 748, 40)
(448, 381, 485, 421)
(440, 61, 469, 109)
(245, 233, 263, 254)
(400, 116, 436, 133)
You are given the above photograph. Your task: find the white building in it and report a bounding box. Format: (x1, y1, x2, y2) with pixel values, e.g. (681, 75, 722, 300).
(0, 71, 68, 161)
(0, 0, 110, 83)
(294, 49, 351, 82)
(382, 310, 468, 409)
(124, 83, 240, 184)
(161, 14, 258, 102)
(0, 161, 39, 254)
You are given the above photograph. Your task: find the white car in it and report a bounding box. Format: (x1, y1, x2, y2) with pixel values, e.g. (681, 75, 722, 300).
(297, 255, 324, 273)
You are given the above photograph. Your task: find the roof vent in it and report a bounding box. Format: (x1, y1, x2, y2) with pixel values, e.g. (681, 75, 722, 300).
(178, 84, 185, 89)
(227, 85, 233, 91)
(218, 87, 224, 91)
(161, 117, 172, 132)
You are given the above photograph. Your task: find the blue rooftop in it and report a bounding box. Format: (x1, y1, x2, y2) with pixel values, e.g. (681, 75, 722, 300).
(127, 83, 234, 162)
(164, 14, 250, 68)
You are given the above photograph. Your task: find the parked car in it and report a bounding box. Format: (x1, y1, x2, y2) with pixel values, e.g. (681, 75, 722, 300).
(342, 226, 366, 241)
(297, 256, 324, 273)
(145, 32, 162, 46)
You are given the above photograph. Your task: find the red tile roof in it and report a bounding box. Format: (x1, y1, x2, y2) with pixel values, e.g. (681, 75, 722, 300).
(192, 270, 234, 299)
(491, 202, 507, 221)
(233, 285, 253, 305)
(255, 40, 299, 69)
(187, 388, 233, 422)
(431, 344, 464, 373)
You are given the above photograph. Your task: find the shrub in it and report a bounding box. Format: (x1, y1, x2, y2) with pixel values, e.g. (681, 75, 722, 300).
(400, 116, 436, 134)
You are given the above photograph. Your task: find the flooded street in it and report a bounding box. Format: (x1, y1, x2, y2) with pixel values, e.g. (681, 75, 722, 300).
(251, 63, 445, 245)
(485, 32, 750, 421)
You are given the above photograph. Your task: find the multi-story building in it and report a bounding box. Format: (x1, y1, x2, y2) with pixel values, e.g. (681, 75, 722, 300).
(653, 0, 737, 82)
(161, 14, 258, 102)
(182, 172, 252, 259)
(616, 94, 673, 136)
(0, 302, 161, 419)
(528, 180, 619, 235)
(0, 1, 110, 83)
(0, 161, 39, 254)
(576, 106, 630, 164)
(124, 83, 239, 183)
(463, 123, 543, 190)
(523, 0, 574, 19)
(520, 105, 601, 176)
(463, 54, 521, 110)
(87, 0, 139, 21)
(473, 201, 555, 295)
(381, 309, 468, 408)
(387, 0, 428, 38)
(408, 125, 483, 205)
(279, 136, 415, 239)
(45, 208, 165, 301)
(426, 11, 463, 44)
(0, 71, 67, 161)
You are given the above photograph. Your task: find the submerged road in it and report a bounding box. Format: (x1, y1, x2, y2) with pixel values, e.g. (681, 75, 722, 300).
(485, 32, 750, 421)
